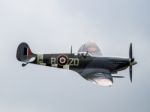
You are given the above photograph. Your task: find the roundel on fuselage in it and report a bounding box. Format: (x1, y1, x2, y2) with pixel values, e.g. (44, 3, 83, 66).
(57, 55, 68, 66)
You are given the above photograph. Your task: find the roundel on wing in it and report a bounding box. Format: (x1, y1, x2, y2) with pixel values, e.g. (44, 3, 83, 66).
(57, 55, 68, 66)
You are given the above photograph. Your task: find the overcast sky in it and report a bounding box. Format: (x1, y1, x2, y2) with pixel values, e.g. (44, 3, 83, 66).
(0, 0, 150, 112)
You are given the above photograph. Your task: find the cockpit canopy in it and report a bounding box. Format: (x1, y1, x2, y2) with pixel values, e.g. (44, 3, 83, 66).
(78, 42, 102, 57)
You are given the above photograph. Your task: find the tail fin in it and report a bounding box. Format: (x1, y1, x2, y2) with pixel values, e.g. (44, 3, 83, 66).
(16, 42, 34, 62)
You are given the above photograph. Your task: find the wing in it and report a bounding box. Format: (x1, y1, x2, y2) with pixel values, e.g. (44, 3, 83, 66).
(78, 42, 102, 57)
(75, 68, 113, 86)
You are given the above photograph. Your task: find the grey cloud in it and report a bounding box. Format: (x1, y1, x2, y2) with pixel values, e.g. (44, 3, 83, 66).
(0, 0, 150, 112)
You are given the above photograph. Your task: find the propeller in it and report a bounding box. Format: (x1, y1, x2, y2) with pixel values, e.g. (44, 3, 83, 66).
(129, 43, 137, 82)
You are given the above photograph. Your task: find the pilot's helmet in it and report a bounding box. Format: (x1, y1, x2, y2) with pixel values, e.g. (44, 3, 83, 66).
(78, 42, 102, 57)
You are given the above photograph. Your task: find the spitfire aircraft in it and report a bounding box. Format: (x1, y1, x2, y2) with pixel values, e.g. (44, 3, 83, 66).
(16, 42, 137, 87)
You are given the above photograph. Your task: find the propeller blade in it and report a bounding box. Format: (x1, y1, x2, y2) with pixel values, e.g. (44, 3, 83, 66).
(129, 65, 132, 82)
(129, 43, 133, 59)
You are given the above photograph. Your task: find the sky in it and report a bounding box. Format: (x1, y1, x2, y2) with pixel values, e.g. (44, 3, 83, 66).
(0, 0, 150, 112)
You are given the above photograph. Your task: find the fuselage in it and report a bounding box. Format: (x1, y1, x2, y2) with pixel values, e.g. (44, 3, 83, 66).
(32, 53, 130, 74)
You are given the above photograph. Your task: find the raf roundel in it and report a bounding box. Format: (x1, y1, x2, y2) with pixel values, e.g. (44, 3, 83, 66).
(57, 55, 68, 66)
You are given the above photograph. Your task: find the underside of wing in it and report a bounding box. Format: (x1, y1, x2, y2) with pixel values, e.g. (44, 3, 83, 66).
(75, 68, 113, 87)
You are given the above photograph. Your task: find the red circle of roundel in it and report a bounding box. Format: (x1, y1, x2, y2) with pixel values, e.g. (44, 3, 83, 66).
(57, 55, 68, 66)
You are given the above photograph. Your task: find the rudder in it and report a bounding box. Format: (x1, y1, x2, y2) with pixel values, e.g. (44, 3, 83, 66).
(16, 42, 33, 62)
